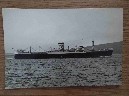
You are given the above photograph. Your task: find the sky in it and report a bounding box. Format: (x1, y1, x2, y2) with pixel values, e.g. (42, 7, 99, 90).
(2, 8, 123, 53)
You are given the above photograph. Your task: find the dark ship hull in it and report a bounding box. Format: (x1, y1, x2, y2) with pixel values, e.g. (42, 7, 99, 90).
(14, 50, 113, 59)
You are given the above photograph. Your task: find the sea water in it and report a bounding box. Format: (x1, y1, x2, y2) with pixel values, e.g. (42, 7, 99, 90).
(5, 54, 122, 89)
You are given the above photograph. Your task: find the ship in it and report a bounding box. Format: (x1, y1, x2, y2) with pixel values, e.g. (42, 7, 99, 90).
(14, 41, 113, 59)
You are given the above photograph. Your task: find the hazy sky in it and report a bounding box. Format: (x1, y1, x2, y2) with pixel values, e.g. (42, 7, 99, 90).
(2, 8, 123, 53)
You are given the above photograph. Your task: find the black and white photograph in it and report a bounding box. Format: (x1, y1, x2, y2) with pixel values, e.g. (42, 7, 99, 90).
(2, 8, 123, 89)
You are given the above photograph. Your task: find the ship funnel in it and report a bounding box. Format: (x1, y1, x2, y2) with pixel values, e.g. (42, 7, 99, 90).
(58, 42, 64, 52)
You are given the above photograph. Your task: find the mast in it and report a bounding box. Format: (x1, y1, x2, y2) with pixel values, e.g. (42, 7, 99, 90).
(68, 46, 69, 51)
(30, 46, 31, 53)
(92, 41, 94, 51)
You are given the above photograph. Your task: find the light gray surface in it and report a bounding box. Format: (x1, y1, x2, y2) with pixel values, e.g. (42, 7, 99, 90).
(5, 54, 122, 89)
(2, 8, 123, 53)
